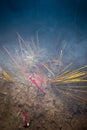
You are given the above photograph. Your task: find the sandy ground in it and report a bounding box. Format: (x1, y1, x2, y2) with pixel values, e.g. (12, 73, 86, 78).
(0, 80, 87, 130)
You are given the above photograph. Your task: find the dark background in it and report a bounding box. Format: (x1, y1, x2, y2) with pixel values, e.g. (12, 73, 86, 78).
(0, 0, 87, 65)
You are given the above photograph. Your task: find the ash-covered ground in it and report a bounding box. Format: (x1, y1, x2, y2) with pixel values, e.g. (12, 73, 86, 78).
(0, 80, 87, 130)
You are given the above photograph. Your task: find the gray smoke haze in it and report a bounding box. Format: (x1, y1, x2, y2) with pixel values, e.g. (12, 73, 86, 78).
(0, 0, 87, 67)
